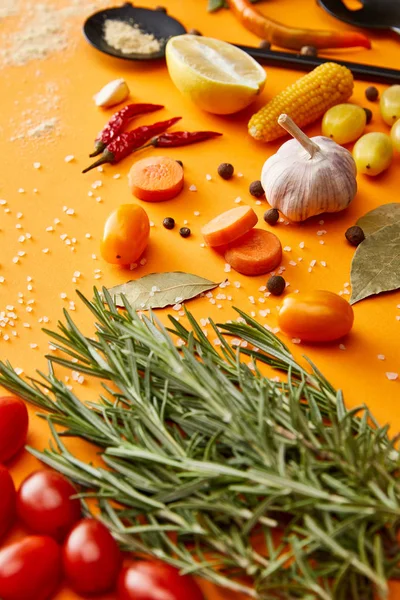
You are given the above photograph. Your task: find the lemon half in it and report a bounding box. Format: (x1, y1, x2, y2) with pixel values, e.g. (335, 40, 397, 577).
(166, 35, 267, 115)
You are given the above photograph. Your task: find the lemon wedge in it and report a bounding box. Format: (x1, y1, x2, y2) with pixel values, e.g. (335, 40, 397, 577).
(166, 35, 267, 115)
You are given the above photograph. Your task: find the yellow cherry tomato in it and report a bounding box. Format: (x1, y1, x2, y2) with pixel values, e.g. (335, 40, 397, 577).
(100, 204, 150, 265)
(353, 132, 393, 176)
(278, 291, 354, 343)
(380, 85, 400, 125)
(390, 119, 400, 152)
(322, 103, 366, 145)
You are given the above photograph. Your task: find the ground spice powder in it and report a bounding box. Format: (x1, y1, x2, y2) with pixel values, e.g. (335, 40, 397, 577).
(104, 19, 161, 54)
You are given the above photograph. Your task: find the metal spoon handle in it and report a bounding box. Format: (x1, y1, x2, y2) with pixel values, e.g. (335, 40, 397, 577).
(234, 44, 400, 84)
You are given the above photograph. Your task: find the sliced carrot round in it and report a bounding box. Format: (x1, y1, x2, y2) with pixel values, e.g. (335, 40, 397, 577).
(128, 156, 184, 202)
(201, 205, 258, 247)
(224, 228, 282, 276)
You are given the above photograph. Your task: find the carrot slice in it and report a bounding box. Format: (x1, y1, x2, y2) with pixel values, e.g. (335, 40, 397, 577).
(201, 206, 258, 247)
(128, 156, 184, 202)
(224, 228, 282, 276)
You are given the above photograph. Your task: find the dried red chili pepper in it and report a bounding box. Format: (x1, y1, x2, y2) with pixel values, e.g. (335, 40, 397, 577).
(82, 117, 181, 173)
(146, 130, 222, 148)
(90, 103, 164, 157)
(129, 131, 223, 156)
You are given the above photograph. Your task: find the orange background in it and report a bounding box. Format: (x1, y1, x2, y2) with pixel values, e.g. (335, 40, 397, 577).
(1, 0, 400, 598)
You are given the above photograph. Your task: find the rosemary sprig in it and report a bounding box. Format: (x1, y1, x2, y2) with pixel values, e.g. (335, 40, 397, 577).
(0, 288, 399, 599)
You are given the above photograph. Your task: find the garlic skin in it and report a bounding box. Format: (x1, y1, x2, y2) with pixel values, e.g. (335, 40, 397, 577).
(94, 79, 130, 108)
(261, 114, 357, 222)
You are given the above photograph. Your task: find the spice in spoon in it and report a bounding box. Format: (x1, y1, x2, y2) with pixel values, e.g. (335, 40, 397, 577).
(91, 103, 164, 157)
(82, 117, 181, 173)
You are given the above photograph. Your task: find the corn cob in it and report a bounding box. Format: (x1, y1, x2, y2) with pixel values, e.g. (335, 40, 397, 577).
(248, 62, 354, 142)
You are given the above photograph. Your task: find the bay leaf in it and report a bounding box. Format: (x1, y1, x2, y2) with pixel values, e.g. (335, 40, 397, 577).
(107, 272, 220, 310)
(350, 221, 400, 304)
(356, 203, 400, 236)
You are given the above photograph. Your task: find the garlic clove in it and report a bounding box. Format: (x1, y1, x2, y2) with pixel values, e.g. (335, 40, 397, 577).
(94, 79, 130, 108)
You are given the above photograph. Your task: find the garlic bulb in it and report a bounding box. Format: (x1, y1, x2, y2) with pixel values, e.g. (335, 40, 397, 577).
(261, 114, 357, 222)
(94, 78, 130, 108)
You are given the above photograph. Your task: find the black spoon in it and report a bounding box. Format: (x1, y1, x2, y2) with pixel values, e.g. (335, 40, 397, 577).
(318, 0, 400, 35)
(83, 3, 186, 61)
(83, 4, 400, 83)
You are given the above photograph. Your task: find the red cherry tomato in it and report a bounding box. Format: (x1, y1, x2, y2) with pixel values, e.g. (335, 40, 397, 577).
(0, 535, 62, 600)
(117, 561, 204, 600)
(0, 465, 16, 540)
(0, 396, 28, 463)
(63, 518, 121, 594)
(17, 469, 81, 541)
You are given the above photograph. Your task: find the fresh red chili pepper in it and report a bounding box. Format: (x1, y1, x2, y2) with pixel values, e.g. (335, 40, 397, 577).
(82, 117, 181, 173)
(90, 103, 164, 157)
(227, 0, 371, 50)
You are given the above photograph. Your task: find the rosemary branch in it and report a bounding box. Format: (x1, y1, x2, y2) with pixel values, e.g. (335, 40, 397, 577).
(0, 288, 399, 600)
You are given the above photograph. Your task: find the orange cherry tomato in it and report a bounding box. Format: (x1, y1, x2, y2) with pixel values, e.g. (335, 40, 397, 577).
(100, 204, 150, 266)
(278, 290, 354, 343)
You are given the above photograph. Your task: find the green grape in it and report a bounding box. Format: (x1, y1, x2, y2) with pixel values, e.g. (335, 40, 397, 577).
(380, 85, 400, 125)
(322, 103, 366, 145)
(390, 119, 400, 152)
(353, 132, 393, 176)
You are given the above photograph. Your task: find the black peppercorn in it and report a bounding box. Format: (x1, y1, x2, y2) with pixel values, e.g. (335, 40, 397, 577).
(365, 86, 379, 102)
(364, 107, 373, 124)
(267, 275, 286, 296)
(217, 163, 234, 180)
(188, 28, 202, 36)
(179, 227, 191, 238)
(155, 5, 167, 12)
(163, 217, 175, 230)
(345, 225, 365, 246)
(249, 180, 264, 198)
(300, 45, 318, 57)
(263, 208, 279, 226)
(259, 40, 271, 50)
(176, 160, 183, 167)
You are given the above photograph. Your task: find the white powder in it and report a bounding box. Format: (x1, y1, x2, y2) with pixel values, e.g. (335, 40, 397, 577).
(27, 117, 59, 138)
(1, 0, 107, 68)
(104, 19, 161, 55)
(0, 0, 18, 18)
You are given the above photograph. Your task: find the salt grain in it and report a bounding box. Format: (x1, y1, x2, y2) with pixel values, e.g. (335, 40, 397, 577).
(377, 354, 385, 360)
(224, 263, 231, 273)
(206, 174, 212, 181)
(189, 185, 197, 192)
(283, 246, 291, 252)
(42, 248, 49, 253)
(18, 188, 25, 194)
(33, 162, 41, 169)
(113, 174, 121, 179)
(386, 372, 399, 381)
(64, 155, 74, 163)
(234, 197, 242, 204)
(339, 344, 346, 350)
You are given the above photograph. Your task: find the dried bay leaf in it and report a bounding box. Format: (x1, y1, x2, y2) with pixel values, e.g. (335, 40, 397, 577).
(107, 272, 220, 310)
(350, 221, 400, 304)
(357, 203, 400, 236)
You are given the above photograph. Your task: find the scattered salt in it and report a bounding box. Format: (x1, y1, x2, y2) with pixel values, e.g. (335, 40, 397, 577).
(64, 155, 74, 163)
(33, 162, 41, 169)
(189, 185, 197, 192)
(386, 372, 399, 381)
(377, 354, 385, 360)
